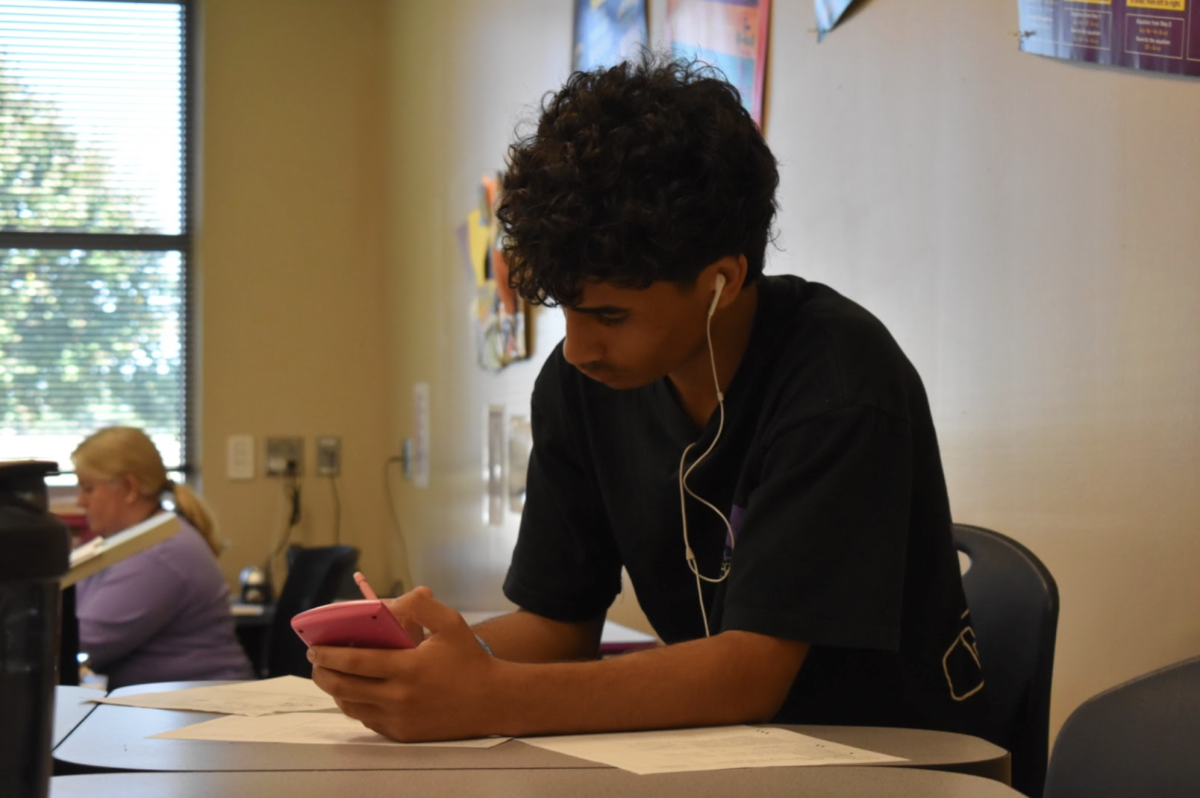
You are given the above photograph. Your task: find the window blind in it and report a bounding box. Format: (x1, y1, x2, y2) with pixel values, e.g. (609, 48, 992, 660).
(0, 0, 190, 475)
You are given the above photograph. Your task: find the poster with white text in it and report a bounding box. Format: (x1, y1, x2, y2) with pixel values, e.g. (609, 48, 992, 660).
(1018, 0, 1200, 77)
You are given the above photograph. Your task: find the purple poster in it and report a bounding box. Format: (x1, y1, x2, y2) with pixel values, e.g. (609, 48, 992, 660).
(1018, 0, 1200, 77)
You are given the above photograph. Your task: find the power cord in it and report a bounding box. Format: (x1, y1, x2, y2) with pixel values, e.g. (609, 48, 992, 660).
(264, 461, 302, 589)
(328, 474, 341, 545)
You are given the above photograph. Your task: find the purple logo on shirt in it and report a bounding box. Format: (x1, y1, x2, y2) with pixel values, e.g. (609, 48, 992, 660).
(724, 504, 747, 567)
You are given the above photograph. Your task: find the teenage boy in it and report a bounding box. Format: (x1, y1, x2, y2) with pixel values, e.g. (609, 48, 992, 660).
(310, 54, 985, 742)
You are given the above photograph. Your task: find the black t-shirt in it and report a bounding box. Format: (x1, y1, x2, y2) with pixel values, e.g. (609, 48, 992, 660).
(504, 275, 986, 734)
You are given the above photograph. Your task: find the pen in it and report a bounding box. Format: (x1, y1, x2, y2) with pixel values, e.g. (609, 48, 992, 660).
(353, 571, 379, 601)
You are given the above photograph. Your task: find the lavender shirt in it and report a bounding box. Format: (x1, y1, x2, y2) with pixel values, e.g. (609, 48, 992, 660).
(75, 517, 255, 689)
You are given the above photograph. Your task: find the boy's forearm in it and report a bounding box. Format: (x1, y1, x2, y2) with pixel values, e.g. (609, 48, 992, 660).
(485, 630, 808, 738)
(472, 609, 603, 663)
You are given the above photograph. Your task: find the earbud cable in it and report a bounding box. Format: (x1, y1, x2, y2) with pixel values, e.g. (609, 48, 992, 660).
(679, 293, 736, 636)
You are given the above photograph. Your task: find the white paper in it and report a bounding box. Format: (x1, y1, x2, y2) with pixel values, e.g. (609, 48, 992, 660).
(92, 676, 338, 716)
(520, 725, 907, 775)
(63, 512, 180, 588)
(150, 712, 509, 748)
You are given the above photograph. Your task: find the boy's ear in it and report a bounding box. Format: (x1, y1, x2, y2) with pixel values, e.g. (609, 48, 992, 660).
(710, 254, 749, 309)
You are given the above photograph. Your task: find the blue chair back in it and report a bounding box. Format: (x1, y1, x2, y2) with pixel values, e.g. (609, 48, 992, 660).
(1043, 654, 1200, 798)
(954, 523, 1059, 798)
(266, 544, 359, 678)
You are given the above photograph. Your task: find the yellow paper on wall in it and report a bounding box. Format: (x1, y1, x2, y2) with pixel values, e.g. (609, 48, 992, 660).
(466, 208, 489, 287)
(1127, 0, 1183, 10)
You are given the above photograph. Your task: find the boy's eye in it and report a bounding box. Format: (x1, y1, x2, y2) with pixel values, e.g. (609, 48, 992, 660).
(596, 314, 627, 327)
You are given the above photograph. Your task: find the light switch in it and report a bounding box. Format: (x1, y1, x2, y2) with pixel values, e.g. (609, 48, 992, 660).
(227, 434, 254, 480)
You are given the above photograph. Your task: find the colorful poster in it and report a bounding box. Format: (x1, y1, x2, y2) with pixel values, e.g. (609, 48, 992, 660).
(459, 174, 529, 372)
(666, 0, 771, 126)
(1018, 0, 1200, 77)
(814, 0, 856, 41)
(573, 0, 648, 72)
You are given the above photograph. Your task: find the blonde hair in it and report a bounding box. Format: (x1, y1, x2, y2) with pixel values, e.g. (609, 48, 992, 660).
(71, 426, 221, 556)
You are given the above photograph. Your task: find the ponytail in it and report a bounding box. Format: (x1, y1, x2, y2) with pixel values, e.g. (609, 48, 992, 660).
(167, 481, 222, 556)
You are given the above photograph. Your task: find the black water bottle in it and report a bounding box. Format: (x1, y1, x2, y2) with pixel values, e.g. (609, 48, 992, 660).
(0, 461, 70, 798)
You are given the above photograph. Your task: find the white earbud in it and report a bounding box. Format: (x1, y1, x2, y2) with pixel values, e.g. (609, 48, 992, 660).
(708, 273, 726, 319)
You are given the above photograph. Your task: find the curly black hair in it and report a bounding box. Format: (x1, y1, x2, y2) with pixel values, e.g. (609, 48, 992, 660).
(497, 53, 779, 307)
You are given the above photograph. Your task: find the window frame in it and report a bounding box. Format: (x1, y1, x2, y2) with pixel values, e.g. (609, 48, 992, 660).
(0, 0, 196, 478)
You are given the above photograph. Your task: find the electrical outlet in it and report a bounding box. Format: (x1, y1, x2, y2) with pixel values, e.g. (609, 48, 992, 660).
(265, 436, 303, 477)
(315, 436, 341, 476)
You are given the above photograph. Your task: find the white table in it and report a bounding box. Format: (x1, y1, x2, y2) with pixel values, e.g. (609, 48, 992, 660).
(53, 686, 101, 750)
(51, 765, 1024, 797)
(53, 682, 1009, 783)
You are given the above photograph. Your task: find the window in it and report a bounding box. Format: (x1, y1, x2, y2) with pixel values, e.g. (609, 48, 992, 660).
(0, 0, 191, 477)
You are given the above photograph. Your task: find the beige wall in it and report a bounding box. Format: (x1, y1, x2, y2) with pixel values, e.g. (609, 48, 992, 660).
(196, 0, 1200, 744)
(380, 1, 572, 612)
(197, 0, 394, 593)
(763, 0, 1200, 740)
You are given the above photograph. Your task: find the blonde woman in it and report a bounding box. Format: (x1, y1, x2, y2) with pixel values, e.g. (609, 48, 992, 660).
(72, 426, 253, 689)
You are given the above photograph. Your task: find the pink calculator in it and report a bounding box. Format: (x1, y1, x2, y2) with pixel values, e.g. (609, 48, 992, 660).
(290, 599, 415, 649)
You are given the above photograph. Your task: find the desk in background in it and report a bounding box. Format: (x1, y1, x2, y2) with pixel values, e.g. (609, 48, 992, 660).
(231, 602, 275, 677)
(458, 610, 660, 655)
